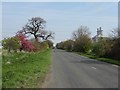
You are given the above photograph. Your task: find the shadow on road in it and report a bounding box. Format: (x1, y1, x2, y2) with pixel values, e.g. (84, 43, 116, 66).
(71, 59, 110, 65)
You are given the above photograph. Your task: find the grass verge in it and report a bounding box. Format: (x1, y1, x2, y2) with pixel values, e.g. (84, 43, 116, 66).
(2, 49, 51, 88)
(75, 52, 120, 66)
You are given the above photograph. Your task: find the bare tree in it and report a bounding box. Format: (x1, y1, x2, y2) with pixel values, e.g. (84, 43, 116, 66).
(18, 17, 54, 41)
(72, 25, 91, 40)
(109, 28, 120, 39)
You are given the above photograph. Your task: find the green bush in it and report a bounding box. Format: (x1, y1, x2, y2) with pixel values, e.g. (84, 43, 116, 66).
(2, 37, 20, 52)
(73, 35, 92, 53)
(92, 39, 106, 57)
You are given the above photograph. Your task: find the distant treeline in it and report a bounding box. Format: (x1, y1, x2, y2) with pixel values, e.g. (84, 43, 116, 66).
(56, 26, 120, 60)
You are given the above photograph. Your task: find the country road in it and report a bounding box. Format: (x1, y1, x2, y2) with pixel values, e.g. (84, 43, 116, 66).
(44, 49, 118, 88)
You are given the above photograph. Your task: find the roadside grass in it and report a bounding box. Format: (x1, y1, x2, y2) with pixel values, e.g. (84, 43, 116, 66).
(75, 52, 120, 66)
(2, 49, 51, 88)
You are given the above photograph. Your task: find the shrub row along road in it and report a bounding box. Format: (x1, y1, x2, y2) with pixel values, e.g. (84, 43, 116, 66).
(45, 49, 118, 88)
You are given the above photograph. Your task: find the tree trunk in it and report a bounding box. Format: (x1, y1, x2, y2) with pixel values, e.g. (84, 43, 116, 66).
(35, 36, 38, 42)
(20, 47, 22, 52)
(8, 47, 11, 53)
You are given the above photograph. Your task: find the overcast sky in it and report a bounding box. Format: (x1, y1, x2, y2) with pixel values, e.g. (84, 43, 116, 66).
(2, 2, 118, 44)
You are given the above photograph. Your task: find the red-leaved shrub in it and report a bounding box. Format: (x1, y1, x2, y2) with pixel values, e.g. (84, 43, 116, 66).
(16, 33, 36, 52)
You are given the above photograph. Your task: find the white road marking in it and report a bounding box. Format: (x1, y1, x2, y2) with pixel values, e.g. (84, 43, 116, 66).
(91, 67, 96, 69)
(112, 65, 119, 68)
